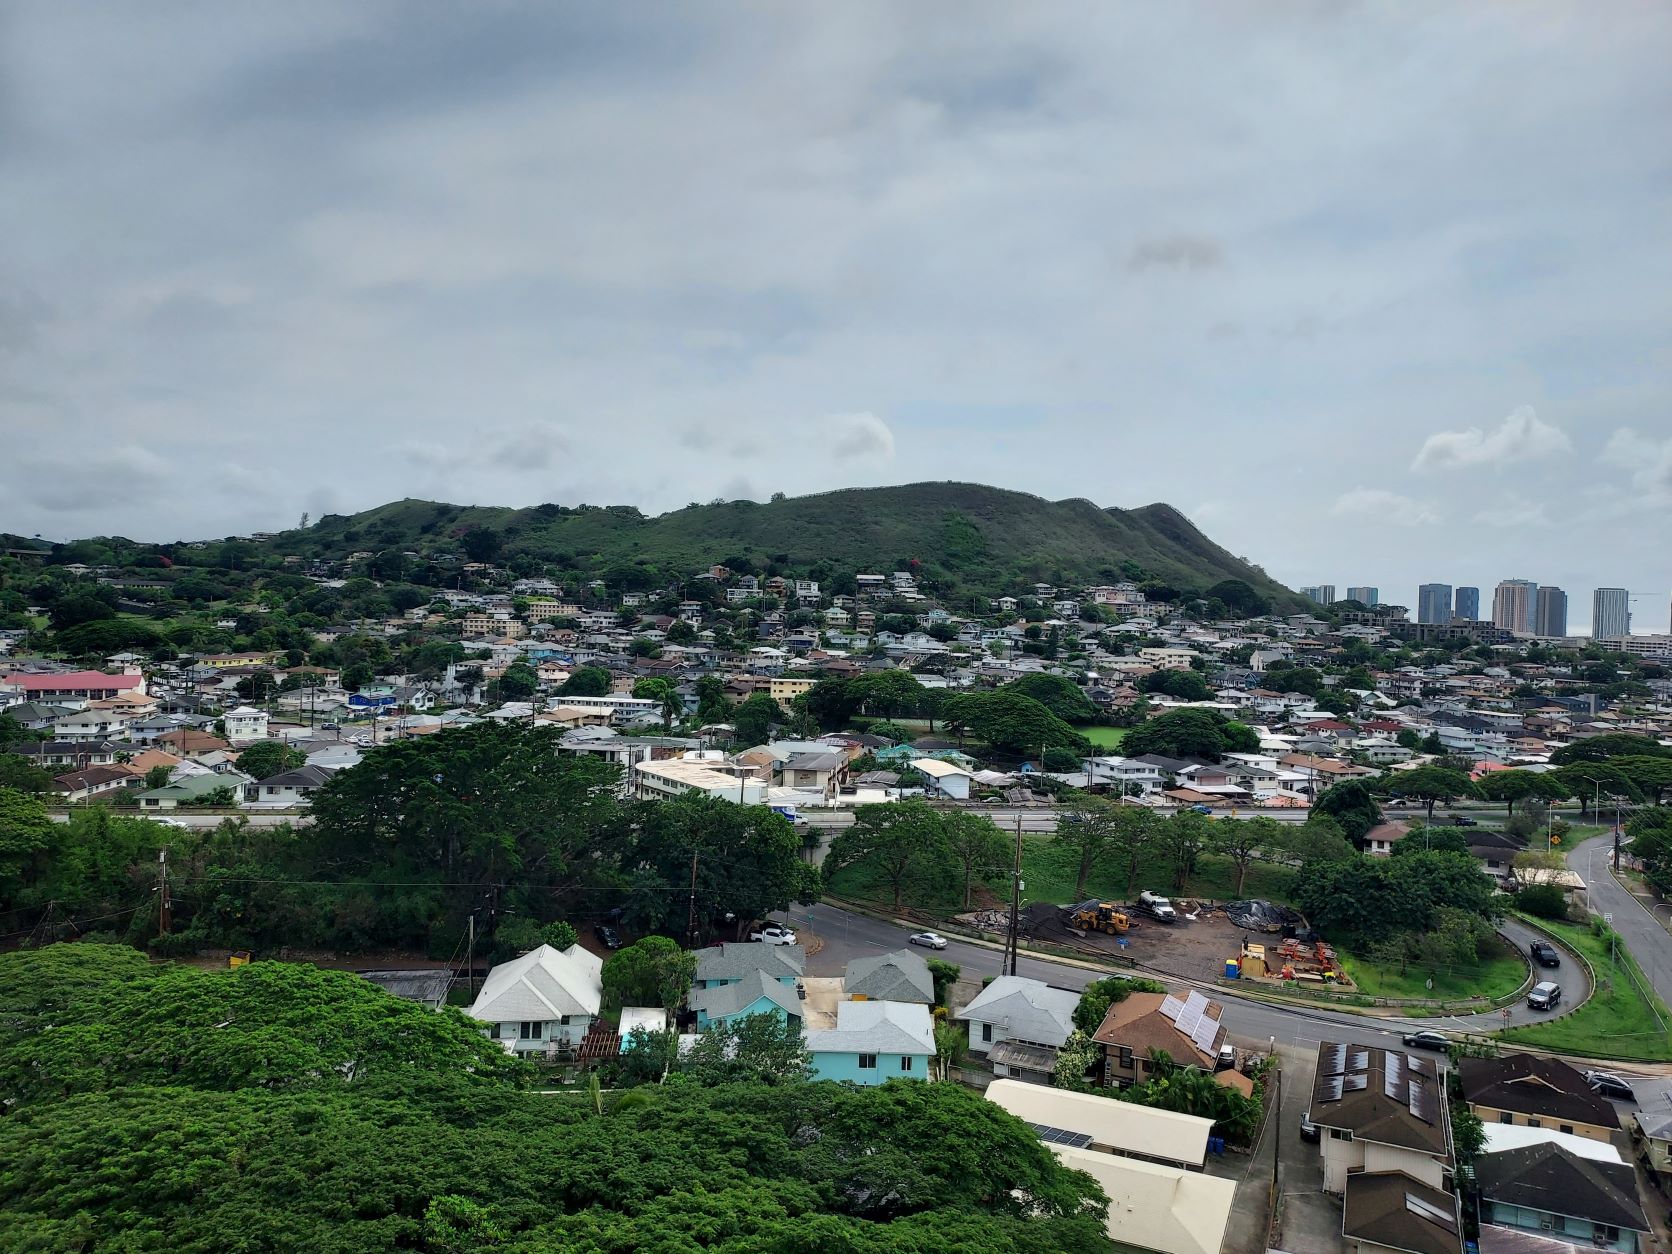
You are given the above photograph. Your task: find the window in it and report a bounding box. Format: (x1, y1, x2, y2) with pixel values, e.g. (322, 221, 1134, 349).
(858, 1054, 877, 1070)
(981, 1023, 993, 1043)
(1499, 1113, 1513, 1124)
(519, 1021, 542, 1040)
(900, 1056, 913, 1072)
(1328, 1129, 1353, 1142)
(1559, 1124, 1573, 1135)
(1118, 1046, 1134, 1068)
(1527, 1118, 1541, 1129)
(1596, 1224, 1620, 1242)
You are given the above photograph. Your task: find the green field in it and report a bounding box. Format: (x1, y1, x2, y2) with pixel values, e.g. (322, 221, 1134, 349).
(1082, 726, 1127, 749)
(1500, 918, 1672, 1062)
(1337, 935, 1526, 1003)
(826, 831, 1298, 915)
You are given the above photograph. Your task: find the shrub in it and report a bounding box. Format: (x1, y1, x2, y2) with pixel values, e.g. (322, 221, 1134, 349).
(1516, 884, 1568, 920)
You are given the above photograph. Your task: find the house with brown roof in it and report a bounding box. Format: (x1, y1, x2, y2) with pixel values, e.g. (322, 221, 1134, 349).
(1342, 1169, 1462, 1254)
(1091, 989, 1226, 1090)
(1309, 1042, 1452, 1194)
(1461, 1053, 1621, 1144)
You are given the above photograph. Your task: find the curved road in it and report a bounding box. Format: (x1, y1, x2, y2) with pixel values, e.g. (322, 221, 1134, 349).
(802, 903, 1584, 1051)
(1568, 832, 1672, 1008)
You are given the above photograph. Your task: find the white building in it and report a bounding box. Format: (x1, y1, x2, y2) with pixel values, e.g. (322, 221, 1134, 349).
(222, 705, 270, 745)
(467, 943, 604, 1054)
(634, 756, 768, 804)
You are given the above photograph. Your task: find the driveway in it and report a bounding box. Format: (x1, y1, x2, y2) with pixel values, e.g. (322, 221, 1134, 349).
(1568, 833, 1672, 1009)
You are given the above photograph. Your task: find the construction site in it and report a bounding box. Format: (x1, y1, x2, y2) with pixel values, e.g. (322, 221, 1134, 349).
(958, 896, 1356, 990)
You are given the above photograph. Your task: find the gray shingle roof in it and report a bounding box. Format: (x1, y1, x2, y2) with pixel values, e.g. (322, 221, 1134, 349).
(805, 1000, 934, 1056)
(688, 970, 803, 1022)
(1476, 1141, 1648, 1232)
(693, 942, 804, 984)
(843, 949, 934, 1003)
(953, 976, 1077, 1048)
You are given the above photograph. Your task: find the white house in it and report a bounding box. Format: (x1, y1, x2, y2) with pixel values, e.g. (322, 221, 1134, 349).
(910, 756, 973, 800)
(242, 764, 334, 808)
(954, 976, 1078, 1080)
(222, 706, 270, 745)
(467, 943, 604, 1054)
(1083, 756, 1163, 795)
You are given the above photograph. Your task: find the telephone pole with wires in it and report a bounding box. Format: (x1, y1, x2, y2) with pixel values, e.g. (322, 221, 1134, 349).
(686, 850, 701, 947)
(156, 848, 172, 939)
(1005, 814, 1023, 976)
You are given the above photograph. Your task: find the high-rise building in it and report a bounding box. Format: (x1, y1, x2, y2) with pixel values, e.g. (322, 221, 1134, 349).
(1492, 579, 1538, 634)
(1300, 585, 1336, 606)
(1454, 587, 1480, 621)
(1417, 583, 1452, 624)
(1346, 586, 1379, 606)
(1593, 587, 1631, 640)
(1534, 586, 1567, 638)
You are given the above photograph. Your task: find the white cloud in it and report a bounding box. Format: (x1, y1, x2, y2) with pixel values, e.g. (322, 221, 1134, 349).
(1412, 406, 1571, 471)
(829, 412, 895, 461)
(1329, 487, 1438, 526)
(1598, 426, 1672, 500)
(1470, 493, 1551, 528)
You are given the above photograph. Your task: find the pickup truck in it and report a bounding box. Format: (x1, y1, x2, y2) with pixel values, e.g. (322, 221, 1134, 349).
(1139, 890, 1177, 924)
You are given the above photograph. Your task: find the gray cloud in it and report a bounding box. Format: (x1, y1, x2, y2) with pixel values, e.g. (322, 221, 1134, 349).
(1127, 234, 1225, 273)
(1, 4, 1670, 627)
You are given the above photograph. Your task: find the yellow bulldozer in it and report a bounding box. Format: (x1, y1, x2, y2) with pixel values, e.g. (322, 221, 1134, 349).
(1066, 901, 1130, 935)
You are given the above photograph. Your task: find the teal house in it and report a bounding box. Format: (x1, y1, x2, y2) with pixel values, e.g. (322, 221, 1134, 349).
(806, 1000, 935, 1085)
(690, 970, 804, 1031)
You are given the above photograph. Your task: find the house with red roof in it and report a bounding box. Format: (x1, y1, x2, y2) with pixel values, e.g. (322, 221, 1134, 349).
(0, 670, 145, 702)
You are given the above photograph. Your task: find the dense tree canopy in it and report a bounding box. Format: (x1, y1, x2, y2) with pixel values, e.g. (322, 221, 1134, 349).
(1310, 779, 1385, 844)
(1293, 850, 1498, 944)
(0, 945, 1113, 1253)
(1119, 709, 1258, 763)
(1000, 674, 1099, 724)
(941, 690, 1092, 757)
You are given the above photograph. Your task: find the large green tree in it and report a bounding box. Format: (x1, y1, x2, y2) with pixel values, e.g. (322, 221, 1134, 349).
(941, 691, 1091, 757)
(1310, 779, 1384, 844)
(1549, 733, 1669, 765)
(602, 935, 699, 1012)
(1477, 769, 1566, 818)
(825, 800, 954, 911)
(619, 796, 820, 940)
(1384, 765, 1478, 824)
(1001, 674, 1099, 724)
(1120, 709, 1256, 763)
(235, 740, 306, 782)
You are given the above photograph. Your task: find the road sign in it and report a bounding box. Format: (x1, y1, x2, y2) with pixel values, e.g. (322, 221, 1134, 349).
(1605, 913, 1614, 924)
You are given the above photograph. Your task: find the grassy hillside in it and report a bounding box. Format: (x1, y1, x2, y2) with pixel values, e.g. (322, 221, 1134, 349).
(264, 482, 1292, 602)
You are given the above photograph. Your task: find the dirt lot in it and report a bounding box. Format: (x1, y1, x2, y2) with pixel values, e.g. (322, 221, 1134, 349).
(1026, 902, 1265, 984)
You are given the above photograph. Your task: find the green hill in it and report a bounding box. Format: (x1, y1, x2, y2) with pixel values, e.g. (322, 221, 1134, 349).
(273, 482, 1293, 603)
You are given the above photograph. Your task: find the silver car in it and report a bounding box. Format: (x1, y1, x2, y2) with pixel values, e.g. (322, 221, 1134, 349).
(908, 931, 949, 950)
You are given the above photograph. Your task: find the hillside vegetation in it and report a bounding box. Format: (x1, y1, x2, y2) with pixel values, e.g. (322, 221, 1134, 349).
(263, 482, 1292, 601)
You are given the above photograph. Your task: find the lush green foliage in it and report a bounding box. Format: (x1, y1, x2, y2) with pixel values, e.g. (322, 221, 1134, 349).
(1311, 779, 1385, 843)
(941, 690, 1091, 756)
(1119, 708, 1257, 763)
(1000, 673, 1099, 724)
(1293, 850, 1498, 945)
(0, 947, 1114, 1252)
(1072, 975, 1167, 1033)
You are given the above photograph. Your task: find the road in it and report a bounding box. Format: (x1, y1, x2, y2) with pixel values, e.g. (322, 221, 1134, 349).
(46, 810, 303, 828)
(1569, 832, 1672, 1009)
(798, 902, 1553, 1055)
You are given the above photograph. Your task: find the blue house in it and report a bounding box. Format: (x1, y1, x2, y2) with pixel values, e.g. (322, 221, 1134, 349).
(690, 970, 804, 1031)
(806, 1000, 935, 1085)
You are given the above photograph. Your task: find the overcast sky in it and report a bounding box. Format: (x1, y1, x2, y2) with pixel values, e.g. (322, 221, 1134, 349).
(4, 4, 1670, 628)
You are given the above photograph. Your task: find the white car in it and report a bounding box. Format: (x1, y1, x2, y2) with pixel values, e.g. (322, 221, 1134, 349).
(908, 931, 949, 950)
(750, 923, 798, 946)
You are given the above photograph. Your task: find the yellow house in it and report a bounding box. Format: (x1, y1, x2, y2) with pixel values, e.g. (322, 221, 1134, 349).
(1461, 1054, 1620, 1144)
(769, 676, 815, 704)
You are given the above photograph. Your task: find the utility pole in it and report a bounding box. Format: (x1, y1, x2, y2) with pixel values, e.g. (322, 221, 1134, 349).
(1006, 814, 1023, 976)
(156, 848, 171, 939)
(466, 914, 476, 1000)
(686, 850, 700, 947)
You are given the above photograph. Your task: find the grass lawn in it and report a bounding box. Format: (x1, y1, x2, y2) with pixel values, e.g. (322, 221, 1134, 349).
(1337, 934, 1526, 1002)
(826, 832, 1298, 915)
(1500, 917, 1672, 1062)
(1082, 726, 1127, 750)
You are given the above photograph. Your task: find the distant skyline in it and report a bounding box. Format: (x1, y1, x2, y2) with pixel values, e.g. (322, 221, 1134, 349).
(2, 5, 1670, 618)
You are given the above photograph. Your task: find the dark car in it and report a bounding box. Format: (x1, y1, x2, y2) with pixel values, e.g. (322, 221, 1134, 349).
(1453, 816, 1479, 827)
(1530, 941, 1561, 968)
(1527, 980, 1562, 1011)
(596, 924, 622, 950)
(1402, 1030, 1450, 1052)
(1299, 1113, 1320, 1142)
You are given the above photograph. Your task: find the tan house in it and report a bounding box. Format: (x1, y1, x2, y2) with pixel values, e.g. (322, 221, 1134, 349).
(1091, 989, 1226, 1090)
(1461, 1053, 1620, 1144)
